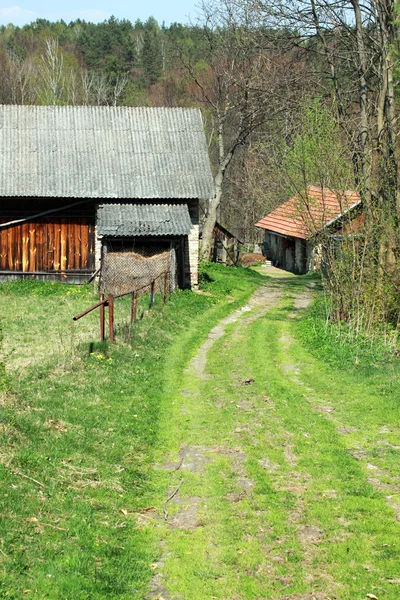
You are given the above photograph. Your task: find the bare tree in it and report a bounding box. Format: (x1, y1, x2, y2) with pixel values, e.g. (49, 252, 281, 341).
(245, 0, 398, 218)
(80, 70, 128, 106)
(1, 50, 42, 105)
(111, 74, 129, 106)
(180, 0, 308, 256)
(81, 70, 106, 105)
(36, 37, 65, 105)
(238, 0, 400, 329)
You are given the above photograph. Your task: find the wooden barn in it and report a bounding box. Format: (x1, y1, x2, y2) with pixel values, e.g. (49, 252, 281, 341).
(255, 186, 362, 274)
(0, 105, 214, 287)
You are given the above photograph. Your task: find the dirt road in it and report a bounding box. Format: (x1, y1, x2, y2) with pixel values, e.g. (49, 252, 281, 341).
(146, 274, 400, 600)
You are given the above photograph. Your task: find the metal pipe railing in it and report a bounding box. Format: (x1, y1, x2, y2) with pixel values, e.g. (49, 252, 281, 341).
(73, 271, 170, 343)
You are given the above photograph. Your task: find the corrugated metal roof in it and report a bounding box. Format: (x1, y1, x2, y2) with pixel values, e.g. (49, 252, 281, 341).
(97, 203, 192, 237)
(0, 105, 215, 199)
(255, 186, 361, 239)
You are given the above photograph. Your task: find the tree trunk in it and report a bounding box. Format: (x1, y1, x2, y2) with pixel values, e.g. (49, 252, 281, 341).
(375, 0, 398, 219)
(351, 0, 371, 205)
(200, 117, 235, 259)
(200, 151, 233, 259)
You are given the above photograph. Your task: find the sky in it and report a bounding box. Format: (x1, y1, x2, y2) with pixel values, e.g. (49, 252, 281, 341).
(0, 1, 201, 27)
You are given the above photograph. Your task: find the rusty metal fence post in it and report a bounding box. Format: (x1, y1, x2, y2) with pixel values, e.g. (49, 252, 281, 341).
(99, 293, 105, 341)
(108, 294, 114, 343)
(74, 270, 172, 343)
(131, 291, 137, 324)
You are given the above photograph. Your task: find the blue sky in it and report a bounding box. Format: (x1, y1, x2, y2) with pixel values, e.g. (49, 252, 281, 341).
(0, 1, 201, 27)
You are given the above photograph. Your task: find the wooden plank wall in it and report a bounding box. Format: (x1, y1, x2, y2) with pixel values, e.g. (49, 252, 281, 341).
(0, 217, 95, 273)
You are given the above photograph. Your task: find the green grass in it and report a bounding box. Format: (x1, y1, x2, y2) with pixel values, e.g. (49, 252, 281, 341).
(1, 267, 400, 599)
(141, 276, 400, 599)
(0, 264, 264, 599)
(297, 294, 400, 369)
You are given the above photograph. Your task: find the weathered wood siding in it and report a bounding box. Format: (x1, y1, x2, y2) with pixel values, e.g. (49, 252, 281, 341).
(0, 217, 95, 275)
(0, 199, 96, 280)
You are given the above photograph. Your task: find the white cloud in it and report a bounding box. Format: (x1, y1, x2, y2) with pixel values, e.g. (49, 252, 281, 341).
(0, 5, 38, 26)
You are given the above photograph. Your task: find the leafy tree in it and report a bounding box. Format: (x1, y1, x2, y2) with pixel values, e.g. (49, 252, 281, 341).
(142, 27, 163, 83)
(180, 0, 311, 257)
(122, 80, 150, 106)
(282, 98, 354, 195)
(77, 17, 135, 76)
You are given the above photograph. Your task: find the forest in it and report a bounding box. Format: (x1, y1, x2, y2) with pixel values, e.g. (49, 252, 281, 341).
(0, 0, 399, 336)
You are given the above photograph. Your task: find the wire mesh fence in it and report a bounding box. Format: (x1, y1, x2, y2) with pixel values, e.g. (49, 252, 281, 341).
(74, 240, 179, 343)
(95, 239, 176, 342)
(99, 240, 174, 296)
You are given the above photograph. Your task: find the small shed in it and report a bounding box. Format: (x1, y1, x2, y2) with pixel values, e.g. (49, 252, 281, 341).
(96, 203, 192, 293)
(0, 105, 214, 288)
(255, 186, 362, 273)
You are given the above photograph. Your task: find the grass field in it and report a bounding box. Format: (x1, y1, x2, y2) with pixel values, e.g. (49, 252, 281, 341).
(0, 265, 399, 599)
(0, 264, 264, 599)
(144, 275, 400, 599)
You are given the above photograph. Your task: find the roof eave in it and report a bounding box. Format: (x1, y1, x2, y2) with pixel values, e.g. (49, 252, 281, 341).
(257, 227, 307, 240)
(322, 199, 362, 230)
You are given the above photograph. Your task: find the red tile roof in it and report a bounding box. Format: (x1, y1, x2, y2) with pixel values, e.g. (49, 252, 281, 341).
(255, 186, 361, 239)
